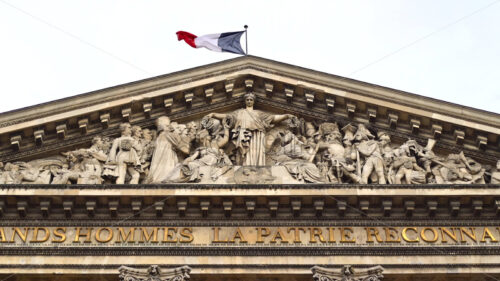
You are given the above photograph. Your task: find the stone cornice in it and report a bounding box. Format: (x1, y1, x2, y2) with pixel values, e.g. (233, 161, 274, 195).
(1, 184, 500, 219)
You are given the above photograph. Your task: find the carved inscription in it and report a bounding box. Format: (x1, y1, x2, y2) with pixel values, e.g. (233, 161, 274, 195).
(1, 226, 499, 245)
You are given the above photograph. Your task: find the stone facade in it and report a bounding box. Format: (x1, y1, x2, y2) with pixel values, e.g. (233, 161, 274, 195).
(0, 56, 499, 281)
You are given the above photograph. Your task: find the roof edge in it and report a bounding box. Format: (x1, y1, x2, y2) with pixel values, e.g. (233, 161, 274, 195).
(0, 55, 498, 131)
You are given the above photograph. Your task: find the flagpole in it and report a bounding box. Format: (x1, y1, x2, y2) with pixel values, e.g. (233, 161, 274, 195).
(244, 25, 248, 55)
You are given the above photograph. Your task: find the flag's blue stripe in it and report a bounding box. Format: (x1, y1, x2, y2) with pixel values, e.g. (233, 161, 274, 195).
(218, 31, 245, 55)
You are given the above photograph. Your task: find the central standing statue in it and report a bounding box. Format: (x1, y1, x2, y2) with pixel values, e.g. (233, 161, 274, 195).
(207, 92, 293, 166)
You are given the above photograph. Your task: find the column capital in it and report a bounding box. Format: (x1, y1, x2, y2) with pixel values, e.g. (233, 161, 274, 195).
(312, 265, 384, 281)
(119, 265, 191, 281)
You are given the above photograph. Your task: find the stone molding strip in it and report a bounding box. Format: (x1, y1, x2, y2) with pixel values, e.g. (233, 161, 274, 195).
(1, 183, 499, 189)
(1, 246, 500, 256)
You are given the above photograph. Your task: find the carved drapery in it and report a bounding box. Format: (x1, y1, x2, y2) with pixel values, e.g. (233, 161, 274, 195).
(312, 265, 384, 281)
(118, 265, 191, 281)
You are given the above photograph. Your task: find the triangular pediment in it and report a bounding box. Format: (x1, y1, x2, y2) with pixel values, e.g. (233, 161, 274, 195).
(0, 56, 498, 161)
(0, 56, 498, 185)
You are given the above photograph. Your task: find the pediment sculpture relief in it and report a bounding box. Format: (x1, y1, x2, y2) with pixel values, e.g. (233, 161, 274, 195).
(0, 92, 498, 185)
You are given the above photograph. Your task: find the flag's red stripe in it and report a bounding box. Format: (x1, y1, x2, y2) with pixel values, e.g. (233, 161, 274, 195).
(176, 31, 198, 48)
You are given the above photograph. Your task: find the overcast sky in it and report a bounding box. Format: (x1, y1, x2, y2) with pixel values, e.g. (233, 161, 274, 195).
(1, 0, 499, 114)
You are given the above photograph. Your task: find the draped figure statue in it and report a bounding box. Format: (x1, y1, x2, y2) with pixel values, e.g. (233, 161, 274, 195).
(206, 92, 293, 166)
(146, 116, 190, 183)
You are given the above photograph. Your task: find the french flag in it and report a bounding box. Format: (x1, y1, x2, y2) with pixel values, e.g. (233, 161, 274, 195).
(176, 31, 246, 55)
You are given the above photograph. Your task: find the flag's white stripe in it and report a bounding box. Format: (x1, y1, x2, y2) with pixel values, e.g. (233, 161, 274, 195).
(194, 33, 222, 52)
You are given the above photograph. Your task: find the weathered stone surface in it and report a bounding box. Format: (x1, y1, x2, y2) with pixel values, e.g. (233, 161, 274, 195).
(0, 56, 500, 280)
(0, 93, 496, 185)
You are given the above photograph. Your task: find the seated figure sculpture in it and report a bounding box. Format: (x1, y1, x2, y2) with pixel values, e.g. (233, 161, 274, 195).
(179, 118, 232, 182)
(271, 130, 325, 183)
